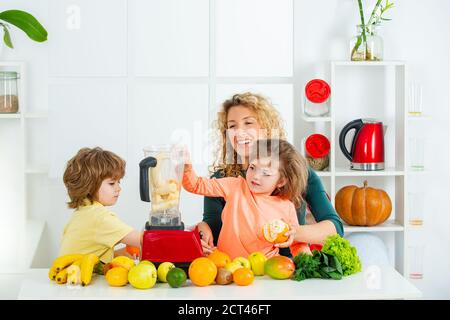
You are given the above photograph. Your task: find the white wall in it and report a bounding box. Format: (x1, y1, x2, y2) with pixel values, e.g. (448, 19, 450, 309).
(1, 0, 449, 298)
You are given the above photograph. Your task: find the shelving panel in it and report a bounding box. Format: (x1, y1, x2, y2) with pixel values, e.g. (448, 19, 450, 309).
(302, 61, 409, 275)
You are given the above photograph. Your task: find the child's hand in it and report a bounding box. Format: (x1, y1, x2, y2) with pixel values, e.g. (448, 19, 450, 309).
(172, 144, 191, 173)
(274, 224, 297, 248)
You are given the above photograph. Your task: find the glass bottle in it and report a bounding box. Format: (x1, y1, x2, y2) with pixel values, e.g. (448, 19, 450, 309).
(350, 24, 383, 61)
(0, 71, 20, 113)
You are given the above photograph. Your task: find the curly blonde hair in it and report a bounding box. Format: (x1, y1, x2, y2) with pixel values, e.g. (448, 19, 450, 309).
(63, 147, 126, 209)
(211, 92, 286, 178)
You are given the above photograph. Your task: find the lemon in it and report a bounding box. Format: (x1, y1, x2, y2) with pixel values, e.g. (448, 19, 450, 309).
(157, 262, 175, 283)
(105, 267, 128, 287)
(166, 268, 187, 288)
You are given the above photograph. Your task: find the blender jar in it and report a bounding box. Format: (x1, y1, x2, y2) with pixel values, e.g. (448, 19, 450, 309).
(142, 145, 184, 227)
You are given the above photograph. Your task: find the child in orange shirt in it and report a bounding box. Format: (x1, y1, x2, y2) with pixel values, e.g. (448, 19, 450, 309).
(182, 139, 309, 259)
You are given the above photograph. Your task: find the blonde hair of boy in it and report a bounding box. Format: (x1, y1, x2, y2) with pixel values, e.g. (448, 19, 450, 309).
(211, 92, 287, 178)
(63, 147, 125, 209)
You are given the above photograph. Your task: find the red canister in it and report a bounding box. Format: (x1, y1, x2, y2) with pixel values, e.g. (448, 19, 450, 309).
(305, 134, 330, 171)
(305, 79, 331, 103)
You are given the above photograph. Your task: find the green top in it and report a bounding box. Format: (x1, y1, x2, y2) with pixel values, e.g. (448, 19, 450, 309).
(203, 167, 344, 256)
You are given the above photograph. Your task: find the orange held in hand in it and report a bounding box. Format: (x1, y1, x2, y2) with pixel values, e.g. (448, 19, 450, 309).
(188, 257, 217, 287)
(262, 219, 290, 244)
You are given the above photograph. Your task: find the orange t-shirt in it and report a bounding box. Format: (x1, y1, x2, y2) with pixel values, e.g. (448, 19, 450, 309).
(182, 166, 299, 259)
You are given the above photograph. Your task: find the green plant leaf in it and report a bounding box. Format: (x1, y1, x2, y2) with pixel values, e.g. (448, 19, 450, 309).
(3, 26, 13, 48)
(328, 272, 342, 280)
(0, 10, 47, 42)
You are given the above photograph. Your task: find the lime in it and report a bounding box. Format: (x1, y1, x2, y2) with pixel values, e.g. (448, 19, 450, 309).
(166, 267, 187, 288)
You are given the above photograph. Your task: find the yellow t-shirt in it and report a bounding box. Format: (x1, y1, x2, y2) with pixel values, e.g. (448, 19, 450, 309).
(59, 200, 134, 263)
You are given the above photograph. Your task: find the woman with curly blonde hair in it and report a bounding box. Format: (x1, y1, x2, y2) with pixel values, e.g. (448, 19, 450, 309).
(198, 92, 343, 256)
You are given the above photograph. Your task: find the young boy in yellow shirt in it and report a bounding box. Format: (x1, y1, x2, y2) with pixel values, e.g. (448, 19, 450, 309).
(59, 147, 141, 263)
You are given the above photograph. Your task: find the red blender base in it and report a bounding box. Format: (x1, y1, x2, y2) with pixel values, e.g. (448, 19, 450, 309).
(141, 225, 203, 266)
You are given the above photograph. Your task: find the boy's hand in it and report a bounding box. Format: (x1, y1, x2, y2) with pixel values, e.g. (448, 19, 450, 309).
(274, 224, 297, 248)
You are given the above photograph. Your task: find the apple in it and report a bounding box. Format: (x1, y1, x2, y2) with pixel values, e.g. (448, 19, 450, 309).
(102, 262, 113, 275)
(247, 252, 267, 276)
(224, 261, 243, 274)
(157, 262, 175, 283)
(309, 244, 323, 252)
(128, 263, 157, 289)
(233, 257, 251, 269)
(290, 242, 312, 257)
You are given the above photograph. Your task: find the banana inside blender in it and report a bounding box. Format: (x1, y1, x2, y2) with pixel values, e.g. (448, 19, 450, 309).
(149, 152, 181, 226)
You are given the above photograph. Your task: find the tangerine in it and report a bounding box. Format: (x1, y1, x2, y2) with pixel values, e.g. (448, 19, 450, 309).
(207, 249, 231, 268)
(262, 219, 289, 244)
(233, 267, 254, 286)
(188, 257, 217, 287)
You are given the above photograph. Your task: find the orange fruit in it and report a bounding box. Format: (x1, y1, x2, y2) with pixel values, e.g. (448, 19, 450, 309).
(188, 257, 217, 287)
(105, 267, 128, 287)
(262, 219, 289, 244)
(233, 268, 254, 286)
(207, 249, 231, 268)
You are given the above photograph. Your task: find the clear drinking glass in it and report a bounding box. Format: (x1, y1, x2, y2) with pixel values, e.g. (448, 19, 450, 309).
(409, 244, 425, 280)
(409, 137, 425, 170)
(408, 83, 423, 116)
(408, 192, 425, 226)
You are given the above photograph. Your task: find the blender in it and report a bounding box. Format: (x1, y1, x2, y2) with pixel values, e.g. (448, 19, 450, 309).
(139, 145, 203, 268)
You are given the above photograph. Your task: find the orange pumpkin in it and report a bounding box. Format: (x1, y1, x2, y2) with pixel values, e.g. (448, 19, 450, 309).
(335, 180, 392, 226)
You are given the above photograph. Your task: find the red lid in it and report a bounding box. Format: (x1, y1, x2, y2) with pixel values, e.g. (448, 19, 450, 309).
(305, 134, 330, 158)
(305, 79, 331, 103)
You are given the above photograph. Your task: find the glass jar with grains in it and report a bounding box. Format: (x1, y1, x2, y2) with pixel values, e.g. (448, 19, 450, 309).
(305, 134, 330, 171)
(0, 71, 20, 113)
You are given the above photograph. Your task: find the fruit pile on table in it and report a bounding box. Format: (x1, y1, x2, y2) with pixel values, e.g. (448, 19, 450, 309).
(48, 235, 362, 289)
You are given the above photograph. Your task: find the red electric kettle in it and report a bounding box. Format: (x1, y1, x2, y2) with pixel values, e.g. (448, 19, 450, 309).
(339, 119, 386, 171)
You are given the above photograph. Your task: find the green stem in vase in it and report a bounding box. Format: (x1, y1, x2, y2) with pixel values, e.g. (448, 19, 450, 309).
(351, 0, 367, 60)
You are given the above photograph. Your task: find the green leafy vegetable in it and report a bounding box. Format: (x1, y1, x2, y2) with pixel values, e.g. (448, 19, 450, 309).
(322, 235, 362, 276)
(293, 250, 343, 282)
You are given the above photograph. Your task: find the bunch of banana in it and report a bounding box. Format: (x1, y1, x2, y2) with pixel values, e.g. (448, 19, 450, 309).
(80, 254, 99, 286)
(48, 253, 99, 286)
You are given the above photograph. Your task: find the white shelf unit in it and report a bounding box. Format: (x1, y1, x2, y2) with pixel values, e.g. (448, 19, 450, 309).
(0, 61, 47, 273)
(0, 62, 26, 272)
(301, 61, 409, 276)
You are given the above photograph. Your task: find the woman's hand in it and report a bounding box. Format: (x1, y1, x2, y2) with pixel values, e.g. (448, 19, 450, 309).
(274, 224, 297, 248)
(197, 221, 216, 255)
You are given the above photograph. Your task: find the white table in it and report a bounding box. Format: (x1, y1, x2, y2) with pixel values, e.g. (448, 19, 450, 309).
(19, 266, 421, 300)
